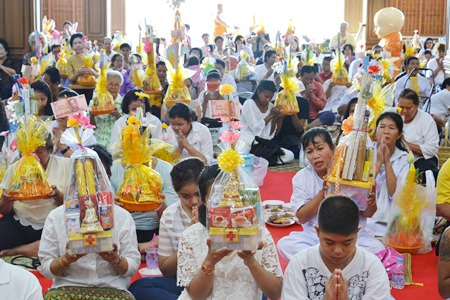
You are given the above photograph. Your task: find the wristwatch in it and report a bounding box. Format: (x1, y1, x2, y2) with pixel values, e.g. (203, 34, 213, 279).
(61, 147, 70, 155)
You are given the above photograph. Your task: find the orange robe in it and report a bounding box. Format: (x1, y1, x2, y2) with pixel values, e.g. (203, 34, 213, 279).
(380, 32, 403, 77)
(213, 14, 227, 38)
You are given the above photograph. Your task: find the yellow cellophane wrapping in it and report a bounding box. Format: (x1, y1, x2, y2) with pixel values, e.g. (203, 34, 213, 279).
(6, 117, 52, 200)
(151, 139, 178, 164)
(143, 46, 163, 108)
(75, 158, 97, 197)
(163, 63, 191, 108)
(91, 65, 115, 115)
(117, 118, 163, 211)
(332, 53, 349, 85)
(77, 55, 97, 87)
(274, 73, 299, 115)
(56, 44, 70, 78)
(367, 82, 394, 140)
(385, 164, 425, 253)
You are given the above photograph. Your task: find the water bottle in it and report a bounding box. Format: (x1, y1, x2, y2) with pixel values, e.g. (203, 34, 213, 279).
(391, 257, 405, 289)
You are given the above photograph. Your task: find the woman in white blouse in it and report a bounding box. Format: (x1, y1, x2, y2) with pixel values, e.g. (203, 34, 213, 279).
(0, 132, 70, 257)
(397, 88, 439, 180)
(166, 103, 213, 164)
(240, 80, 294, 163)
(176, 165, 282, 300)
(109, 89, 162, 152)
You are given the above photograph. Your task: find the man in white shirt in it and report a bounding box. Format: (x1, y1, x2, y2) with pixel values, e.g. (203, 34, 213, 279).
(394, 57, 431, 104)
(254, 50, 276, 82)
(430, 78, 450, 128)
(282, 196, 390, 300)
(0, 258, 43, 300)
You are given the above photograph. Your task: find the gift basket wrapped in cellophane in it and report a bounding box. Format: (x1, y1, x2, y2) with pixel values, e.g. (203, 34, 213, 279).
(56, 43, 70, 78)
(274, 46, 299, 116)
(385, 158, 436, 254)
(208, 121, 263, 250)
(331, 52, 349, 86)
(77, 54, 97, 87)
(116, 116, 164, 211)
(5, 116, 53, 200)
(163, 57, 194, 108)
(91, 52, 115, 115)
(30, 55, 54, 83)
(151, 136, 178, 165)
(326, 73, 375, 210)
(62, 114, 114, 254)
(142, 38, 163, 108)
(236, 52, 253, 81)
(130, 54, 146, 89)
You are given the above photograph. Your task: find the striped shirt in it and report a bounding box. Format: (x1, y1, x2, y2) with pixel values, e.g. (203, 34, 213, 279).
(158, 201, 192, 257)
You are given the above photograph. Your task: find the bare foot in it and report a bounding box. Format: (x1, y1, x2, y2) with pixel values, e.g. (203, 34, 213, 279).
(0, 241, 40, 257)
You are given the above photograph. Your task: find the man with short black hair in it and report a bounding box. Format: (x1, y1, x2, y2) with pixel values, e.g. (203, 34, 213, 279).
(300, 65, 327, 122)
(282, 196, 390, 300)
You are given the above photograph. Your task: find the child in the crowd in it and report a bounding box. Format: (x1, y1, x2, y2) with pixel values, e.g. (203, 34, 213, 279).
(367, 112, 409, 236)
(176, 165, 283, 300)
(166, 103, 213, 164)
(109, 89, 162, 152)
(129, 158, 205, 300)
(240, 80, 295, 163)
(282, 196, 390, 299)
(277, 128, 384, 261)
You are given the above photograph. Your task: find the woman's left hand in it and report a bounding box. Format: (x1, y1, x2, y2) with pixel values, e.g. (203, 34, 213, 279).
(99, 243, 120, 264)
(237, 241, 264, 268)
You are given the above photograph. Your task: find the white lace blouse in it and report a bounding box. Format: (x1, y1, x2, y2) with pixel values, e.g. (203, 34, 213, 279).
(176, 223, 282, 300)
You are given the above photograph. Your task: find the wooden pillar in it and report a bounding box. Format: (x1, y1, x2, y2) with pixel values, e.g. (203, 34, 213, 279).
(111, 0, 126, 35)
(344, 0, 364, 34)
(444, 0, 450, 77)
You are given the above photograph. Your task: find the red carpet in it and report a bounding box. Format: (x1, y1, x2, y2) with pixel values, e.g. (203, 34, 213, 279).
(260, 171, 440, 300)
(34, 171, 440, 299)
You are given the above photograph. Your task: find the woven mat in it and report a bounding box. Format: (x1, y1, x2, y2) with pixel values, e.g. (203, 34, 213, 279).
(269, 159, 301, 172)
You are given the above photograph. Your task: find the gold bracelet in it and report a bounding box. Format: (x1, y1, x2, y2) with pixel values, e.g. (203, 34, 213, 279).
(59, 256, 69, 268)
(113, 255, 123, 266)
(201, 263, 214, 275)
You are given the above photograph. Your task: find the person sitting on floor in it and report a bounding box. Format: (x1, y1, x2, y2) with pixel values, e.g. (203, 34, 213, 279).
(436, 158, 450, 222)
(396, 88, 439, 181)
(0, 132, 70, 257)
(38, 145, 140, 299)
(176, 165, 283, 300)
(109, 89, 162, 151)
(438, 226, 450, 299)
(240, 80, 295, 164)
(299, 66, 335, 127)
(277, 128, 384, 261)
(367, 112, 409, 236)
(0, 258, 43, 299)
(429, 78, 450, 130)
(129, 158, 205, 300)
(272, 72, 310, 159)
(165, 103, 213, 164)
(394, 56, 431, 104)
(282, 195, 390, 299)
